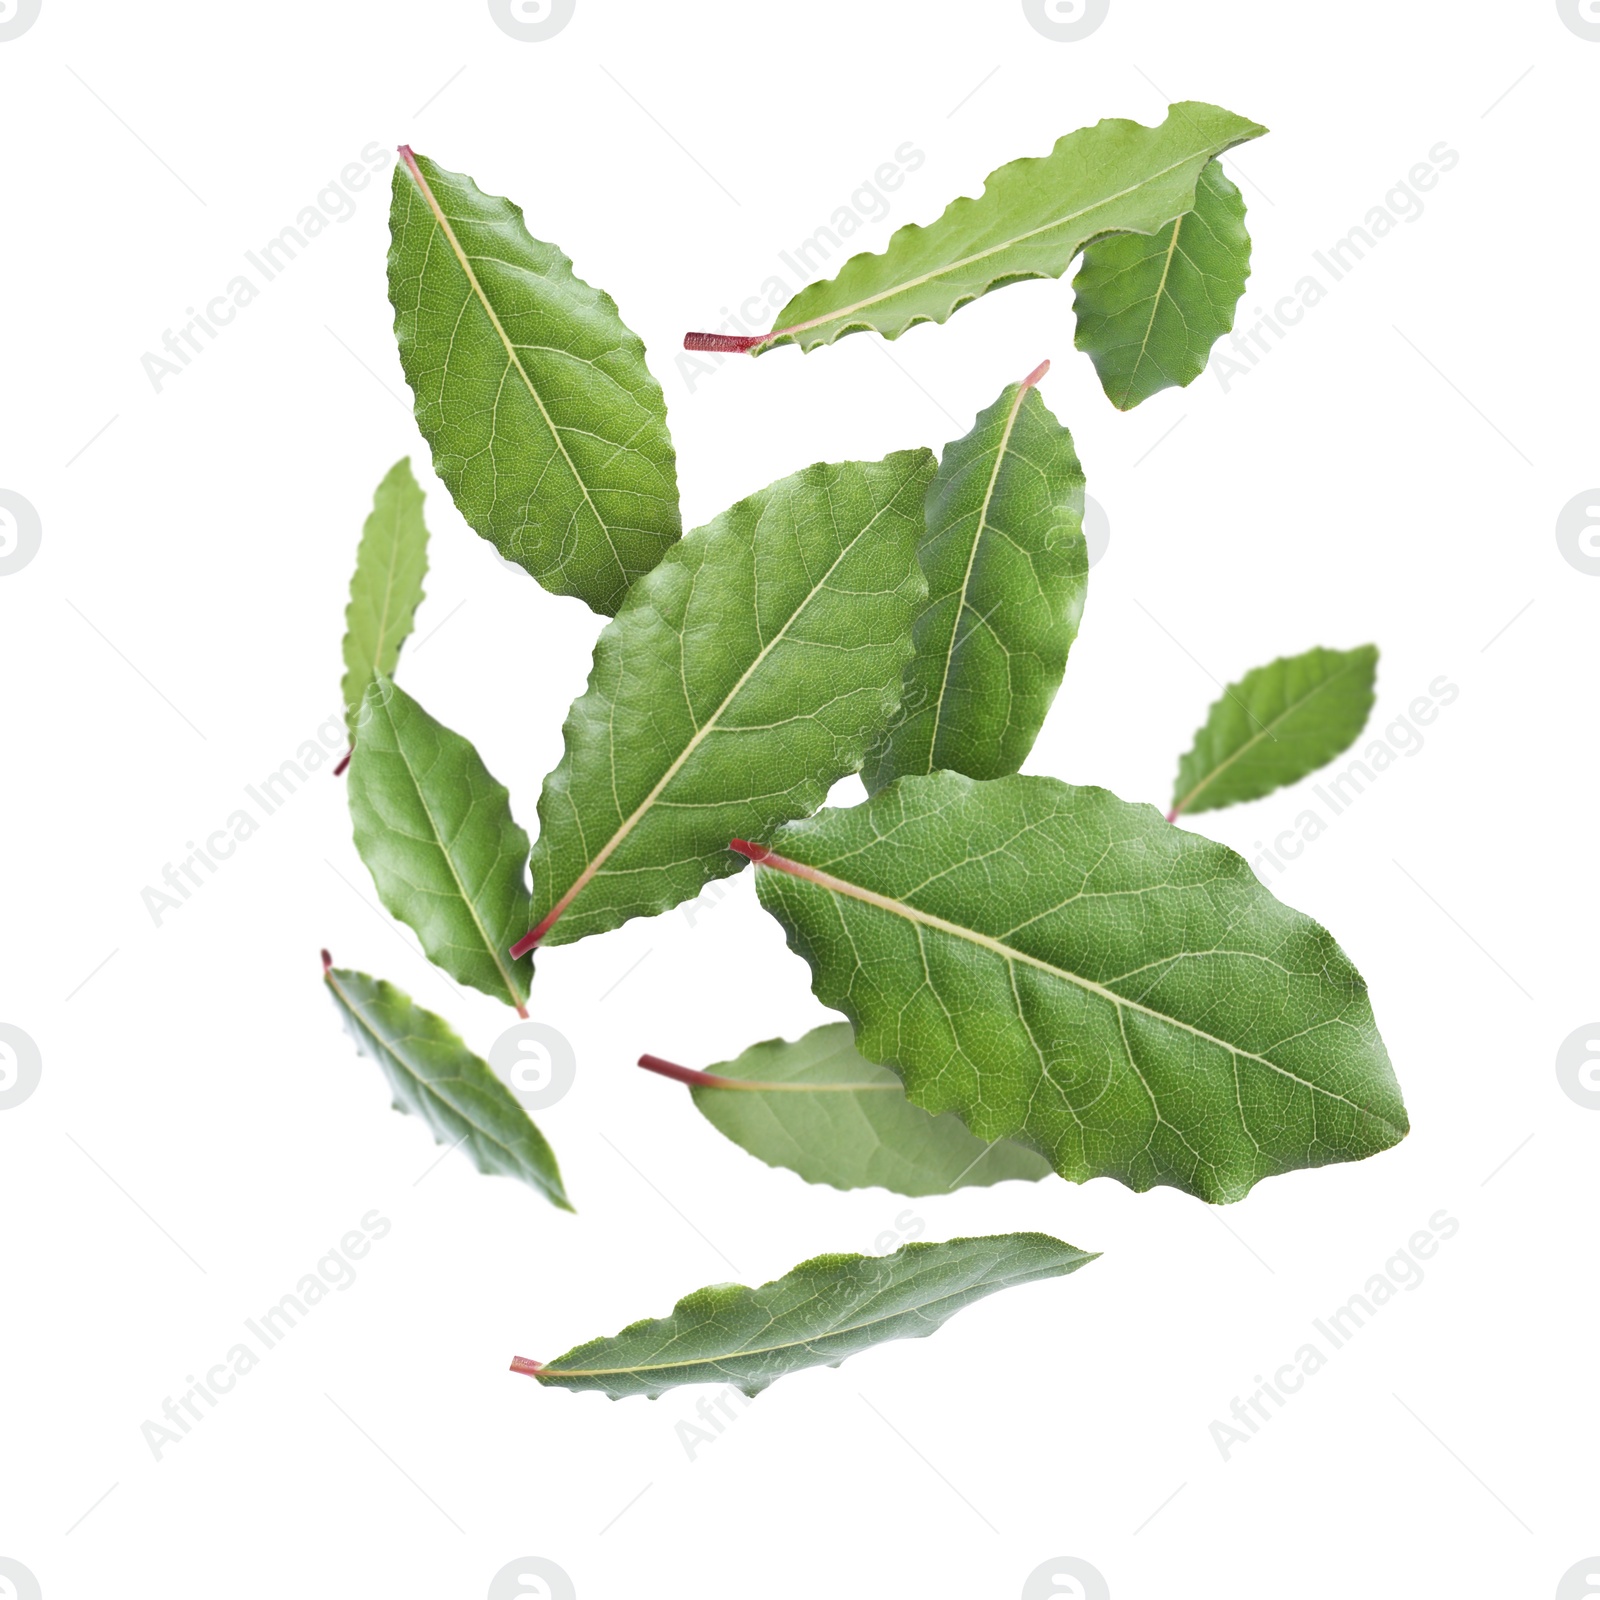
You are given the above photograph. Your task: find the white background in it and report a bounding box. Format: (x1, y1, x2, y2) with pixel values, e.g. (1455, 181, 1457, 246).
(2, 2, 1595, 1596)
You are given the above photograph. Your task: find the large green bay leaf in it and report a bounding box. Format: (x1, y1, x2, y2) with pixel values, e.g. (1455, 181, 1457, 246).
(389, 149, 679, 615)
(516, 451, 934, 953)
(1170, 644, 1379, 819)
(348, 679, 533, 1010)
(515, 1232, 1093, 1399)
(863, 364, 1086, 792)
(645, 1022, 1052, 1195)
(743, 772, 1407, 1204)
(1073, 159, 1252, 411)
(687, 104, 1264, 355)
(324, 963, 569, 1210)
(339, 458, 429, 743)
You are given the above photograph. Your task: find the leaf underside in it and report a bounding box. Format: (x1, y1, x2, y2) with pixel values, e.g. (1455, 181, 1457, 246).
(527, 450, 935, 949)
(339, 458, 429, 741)
(348, 680, 534, 1008)
(687, 1023, 1054, 1195)
(864, 371, 1087, 793)
(1172, 644, 1380, 817)
(324, 965, 569, 1210)
(753, 103, 1265, 354)
(388, 150, 680, 615)
(1073, 159, 1252, 410)
(529, 1232, 1093, 1398)
(750, 771, 1408, 1205)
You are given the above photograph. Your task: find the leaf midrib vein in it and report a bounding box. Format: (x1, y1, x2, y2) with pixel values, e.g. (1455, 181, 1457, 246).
(1118, 209, 1186, 407)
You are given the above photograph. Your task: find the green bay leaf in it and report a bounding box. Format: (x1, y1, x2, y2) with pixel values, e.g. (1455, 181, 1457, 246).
(645, 1022, 1052, 1195)
(518, 1231, 1093, 1398)
(519, 451, 934, 952)
(691, 103, 1264, 355)
(389, 149, 680, 615)
(1171, 644, 1379, 818)
(339, 458, 429, 743)
(864, 365, 1086, 792)
(1073, 159, 1252, 411)
(348, 680, 533, 1009)
(324, 963, 569, 1210)
(745, 771, 1407, 1205)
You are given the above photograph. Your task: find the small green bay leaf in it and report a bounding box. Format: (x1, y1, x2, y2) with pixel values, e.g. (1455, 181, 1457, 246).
(324, 963, 570, 1210)
(1073, 159, 1252, 411)
(520, 1232, 1094, 1398)
(348, 679, 533, 1008)
(1171, 644, 1379, 818)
